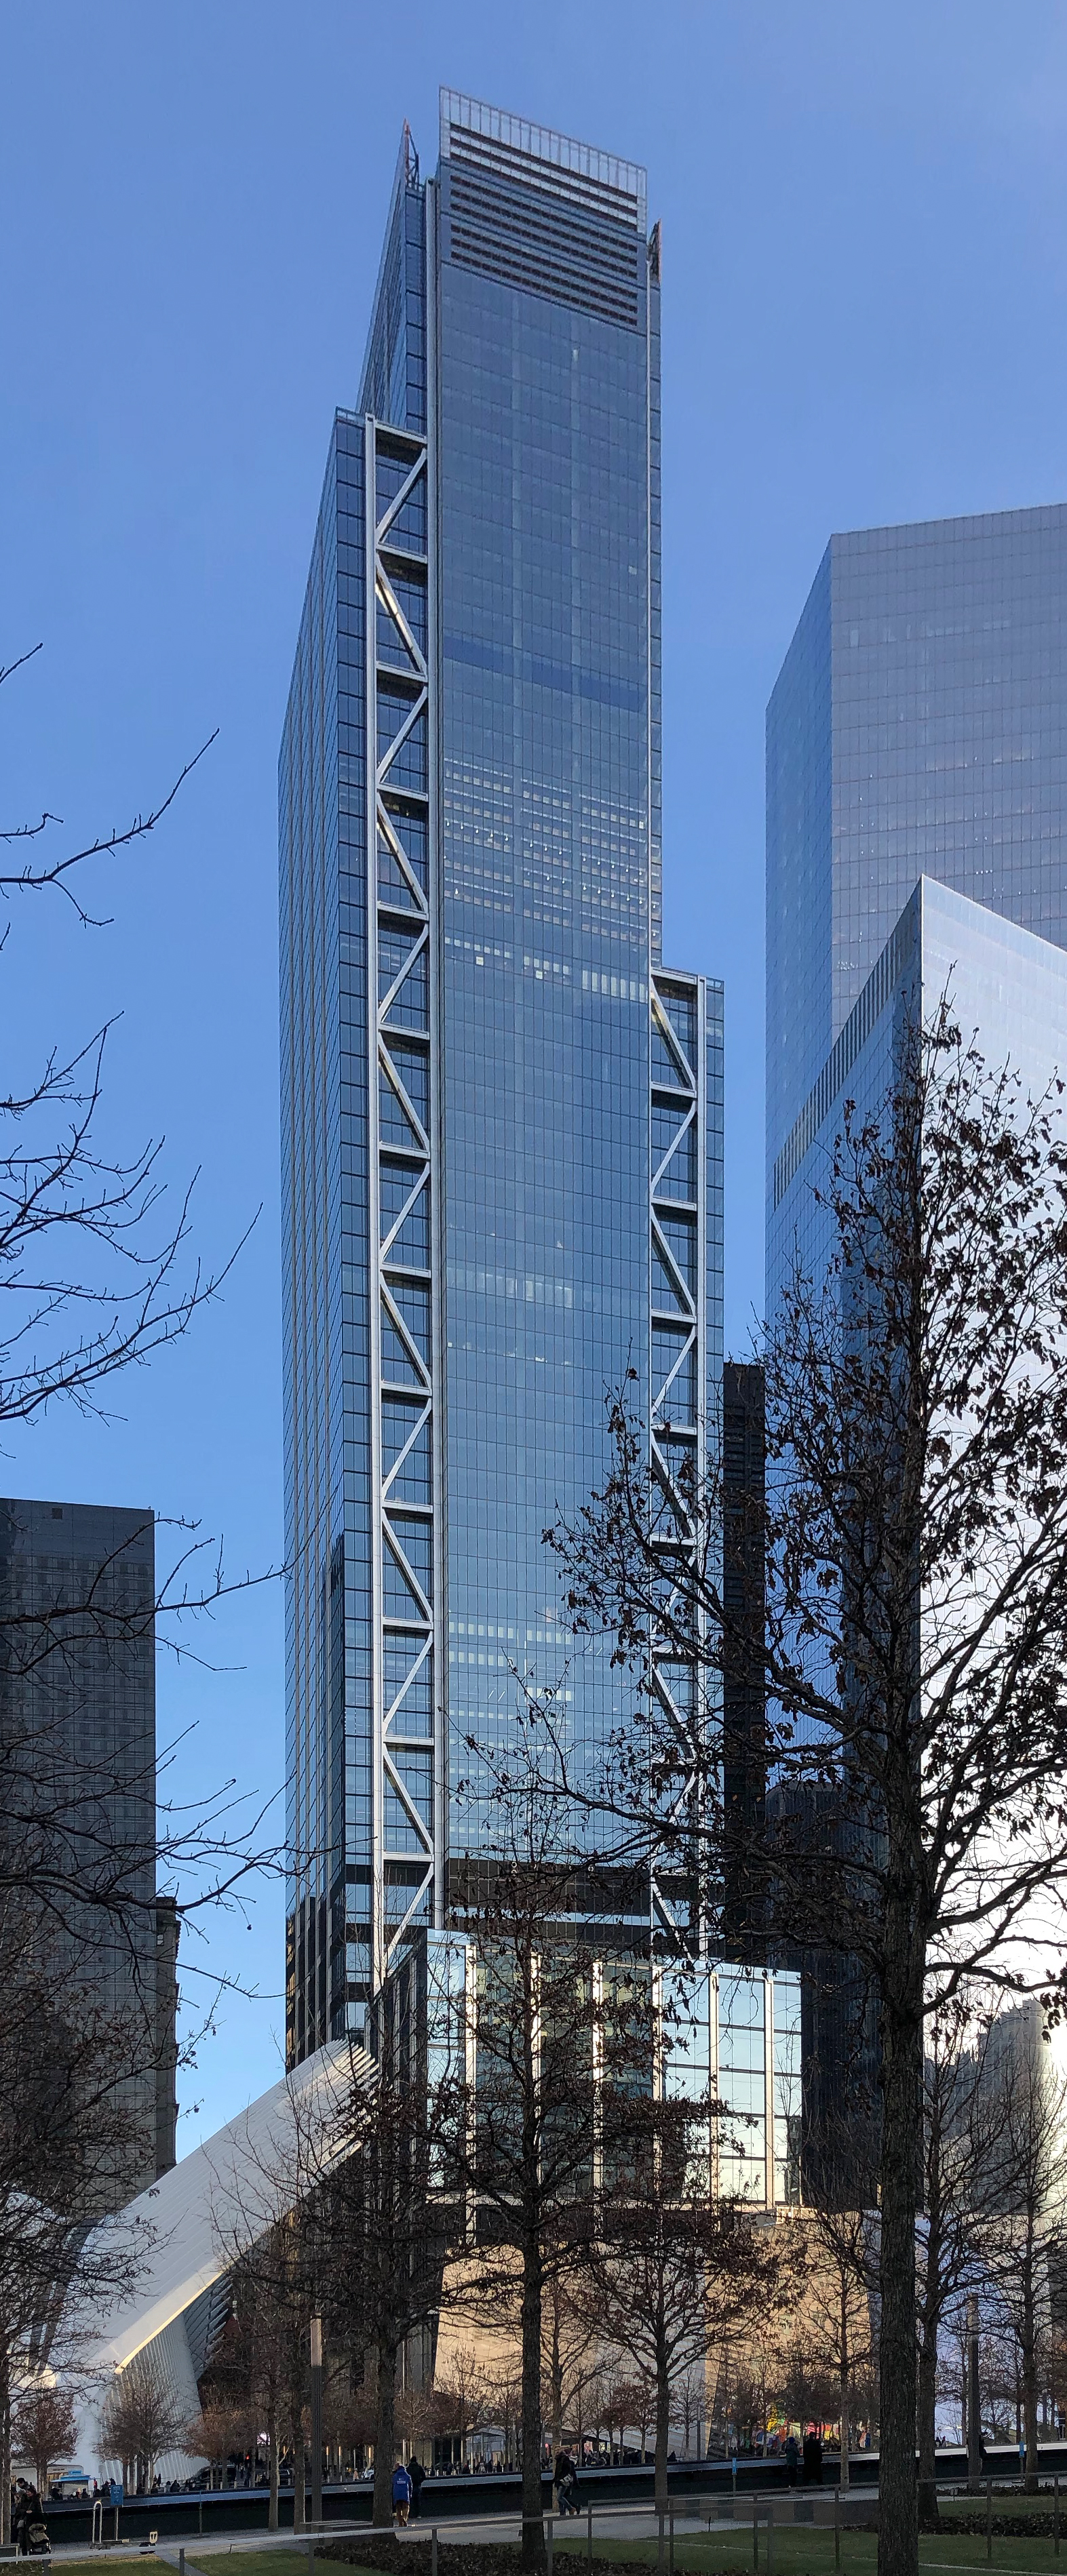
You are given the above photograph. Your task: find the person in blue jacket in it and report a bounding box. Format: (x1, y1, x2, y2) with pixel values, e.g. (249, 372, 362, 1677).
(391, 2461, 413, 2528)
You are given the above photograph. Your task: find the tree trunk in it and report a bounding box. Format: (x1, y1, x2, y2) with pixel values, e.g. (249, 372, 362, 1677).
(916, 2324, 939, 2526)
(293, 2413, 307, 2535)
(1024, 2360, 1040, 2495)
(655, 2349, 670, 2515)
(1022, 2254, 1039, 2495)
(0, 2337, 9, 2549)
(373, 2339, 399, 2529)
(268, 2398, 279, 2533)
(877, 1978, 922, 2576)
(520, 2250, 546, 2572)
(840, 2272, 851, 2492)
(550, 2293, 563, 2447)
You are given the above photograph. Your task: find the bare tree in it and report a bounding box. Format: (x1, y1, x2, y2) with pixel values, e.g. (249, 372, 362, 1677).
(208, 2177, 322, 2532)
(0, 653, 238, 1431)
(0, 648, 273, 2523)
(0, 643, 215, 913)
(541, 2276, 598, 2453)
(433, 2341, 494, 2466)
(433, 1772, 655, 2572)
(911, 2000, 1009, 2520)
(675, 2367, 705, 2459)
(102, 2355, 185, 2492)
(979, 2009, 1067, 2490)
(577, 1984, 798, 2512)
(549, 1014, 1067, 2576)
(197, 2234, 303, 2527)
(307, 2025, 449, 2527)
(185, 2401, 252, 2492)
(483, 2367, 524, 2471)
(11, 2382, 76, 2493)
(0, 645, 271, 1960)
(800, 2198, 876, 2493)
(214, 2013, 448, 2530)
(0, 1897, 165, 2538)
(587, 2190, 784, 2513)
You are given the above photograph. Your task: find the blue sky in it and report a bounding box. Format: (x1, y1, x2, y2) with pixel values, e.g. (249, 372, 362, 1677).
(4, 0, 1067, 2144)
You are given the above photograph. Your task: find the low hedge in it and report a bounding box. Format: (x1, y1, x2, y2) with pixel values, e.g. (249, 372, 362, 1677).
(927, 2512, 1066, 2538)
(318, 2544, 750, 2576)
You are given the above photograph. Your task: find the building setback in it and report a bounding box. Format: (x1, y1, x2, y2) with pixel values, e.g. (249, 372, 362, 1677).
(279, 92, 723, 2062)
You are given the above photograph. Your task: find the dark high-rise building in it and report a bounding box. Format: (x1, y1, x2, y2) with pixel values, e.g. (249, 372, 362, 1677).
(280, 93, 723, 2063)
(0, 1497, 177, 2202)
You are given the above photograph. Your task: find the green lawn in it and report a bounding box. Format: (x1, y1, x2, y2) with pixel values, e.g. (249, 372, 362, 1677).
(46, 2560, 349, 2576)
(553, 2533, 1067, 2576)
(162, 2558, 377, 2576)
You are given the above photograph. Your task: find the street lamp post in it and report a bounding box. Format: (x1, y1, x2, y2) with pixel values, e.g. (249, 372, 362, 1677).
(311, 2314, 324, 2527)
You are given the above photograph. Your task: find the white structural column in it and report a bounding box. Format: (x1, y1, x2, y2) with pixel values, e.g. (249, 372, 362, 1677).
(648, 970, 710, 1943)
(364, 416, 442, 1991)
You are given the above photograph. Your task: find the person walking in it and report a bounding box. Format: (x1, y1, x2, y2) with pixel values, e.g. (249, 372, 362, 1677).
(12, 2480, 46, 2558)
(391, 2461, 413, 2529)
(408, 2458, 426, 2520)
(785, 2434, 799, 2489)
(554, 2449, 579, 2516)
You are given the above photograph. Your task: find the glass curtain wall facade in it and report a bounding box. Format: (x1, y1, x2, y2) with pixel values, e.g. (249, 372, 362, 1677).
(771, 871, 1067, 1392)
(410, 1925, 800, 2214)
(281, 93, 722, 2063)
(767, 500, 1067, 1231)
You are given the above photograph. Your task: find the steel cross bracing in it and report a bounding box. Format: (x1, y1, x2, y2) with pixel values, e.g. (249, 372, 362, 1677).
(364, 415, 443, 1997)
(648, 970, 710, 1949)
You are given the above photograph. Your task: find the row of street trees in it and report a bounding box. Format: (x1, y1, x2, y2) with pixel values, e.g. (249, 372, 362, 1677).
(152, 1810, 804, 2554)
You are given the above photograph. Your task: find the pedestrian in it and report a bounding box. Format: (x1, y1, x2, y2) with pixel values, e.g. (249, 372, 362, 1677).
(408, 2458, 425, 2520)
(555, 2449, 579, 2516)
(12, 2479, 46, 2558)
(12, 2482, 31, 2554)
(391, 2460, 413, 2529)
(785, 2434, 799, 2489)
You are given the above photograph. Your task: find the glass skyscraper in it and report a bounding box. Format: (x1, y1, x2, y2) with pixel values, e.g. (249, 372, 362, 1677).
(280, 94, 723, 2064)
(766, 504, 1067, 2179)
(768, 501, 1067, 1292)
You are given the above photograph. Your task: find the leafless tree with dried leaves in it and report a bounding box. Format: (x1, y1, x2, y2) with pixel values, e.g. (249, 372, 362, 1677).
(547, 1009, 1067, 2576)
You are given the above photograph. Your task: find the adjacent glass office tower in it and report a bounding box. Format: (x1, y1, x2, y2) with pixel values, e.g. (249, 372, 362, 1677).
(280, 94, 722, 2063)
(768, 501, 1067, 1286)
(766, 504, 1067, 2169)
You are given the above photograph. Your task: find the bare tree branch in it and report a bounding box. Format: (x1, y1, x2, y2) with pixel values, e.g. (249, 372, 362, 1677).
(0, 639, 217, 925)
